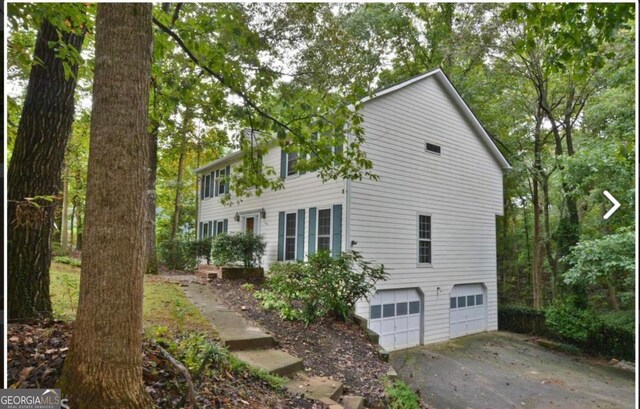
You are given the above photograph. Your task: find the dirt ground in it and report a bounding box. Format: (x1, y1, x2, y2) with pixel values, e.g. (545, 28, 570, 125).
(391, 331, 635, 409)
(209, 278, 392, 408)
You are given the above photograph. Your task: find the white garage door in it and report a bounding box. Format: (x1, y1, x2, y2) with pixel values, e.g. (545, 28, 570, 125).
(450, 284, 487, 338)
(368, 289, 422, 351)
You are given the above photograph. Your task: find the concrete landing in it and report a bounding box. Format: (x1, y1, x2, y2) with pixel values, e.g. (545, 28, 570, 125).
(233, 349, 304, 377)
(285, 374, 343, 401)
(181, 283, 274, 350)
(342, 395, 365, 409)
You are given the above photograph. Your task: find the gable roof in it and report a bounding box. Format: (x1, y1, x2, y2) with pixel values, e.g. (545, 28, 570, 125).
(360, 68, 510, 169)
(196, 68, 511, 174)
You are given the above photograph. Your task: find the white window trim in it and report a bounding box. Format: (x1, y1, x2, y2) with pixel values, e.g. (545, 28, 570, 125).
(316, 207, 332, 253)
(416, 212, 432, 268)
(217, 168, 226, 196)
(216, 220, 225, 235)
(286, 152, 299, 178)
(284, 211, 297, 261)
(212, 171, 218, 198)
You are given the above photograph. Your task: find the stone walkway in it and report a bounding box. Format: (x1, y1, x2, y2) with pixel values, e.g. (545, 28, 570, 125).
(173, 277, 364, 409)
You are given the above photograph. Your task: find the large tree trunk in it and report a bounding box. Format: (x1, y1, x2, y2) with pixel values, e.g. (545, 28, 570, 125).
(146, 126, 159, 274)
(7, 19, 85, 319)
(59, 4, 154, 407)
(531, 106, 545, 309)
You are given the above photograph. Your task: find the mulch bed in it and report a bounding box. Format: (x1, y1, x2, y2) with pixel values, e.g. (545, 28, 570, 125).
(209, 279, 392, 408)
(7, 320, 323, 408)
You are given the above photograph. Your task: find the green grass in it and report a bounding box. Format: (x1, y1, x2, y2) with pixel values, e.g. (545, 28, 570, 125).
(50, 262, 212, 332)
(384, 377, 422, 409)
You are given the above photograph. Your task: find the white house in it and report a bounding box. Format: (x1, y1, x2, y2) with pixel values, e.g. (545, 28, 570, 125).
(195, 68, 510, 350)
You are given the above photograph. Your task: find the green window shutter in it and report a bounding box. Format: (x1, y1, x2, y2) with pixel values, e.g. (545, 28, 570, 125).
(212, 220, 217, 237)
(296, 209, 305, 261)
(332, 204, 342, 257)
(308, 207, 317, 255)
(200, 177, 205, 200)
(277, 211, 285, 261)
(280, 149, 287, 179)
(199, 222, 204, 239)
(224, 165, 231, 193)
(223, 218, 228, 233)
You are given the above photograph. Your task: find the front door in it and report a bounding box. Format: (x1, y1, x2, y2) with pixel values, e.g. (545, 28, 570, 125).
(245, 216, 255, 233)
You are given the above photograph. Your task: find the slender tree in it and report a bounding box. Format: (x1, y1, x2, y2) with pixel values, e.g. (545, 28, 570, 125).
(59, 4, 154, 406)
(7, 18, 85, 319)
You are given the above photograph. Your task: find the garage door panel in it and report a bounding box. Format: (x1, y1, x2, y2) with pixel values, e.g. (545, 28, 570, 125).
(369, 289, 422, 351)
(450, 284, 487, 339)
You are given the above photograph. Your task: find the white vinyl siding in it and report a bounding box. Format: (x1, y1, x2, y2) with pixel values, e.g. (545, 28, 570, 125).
(352, 73, 503, 345)
(197, 146, 345, 270)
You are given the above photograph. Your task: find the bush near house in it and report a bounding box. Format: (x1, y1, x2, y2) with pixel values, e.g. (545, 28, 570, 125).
(159, 239, 212, 271)
(211, 232, 266, 268)
(255, 251, 387, 325)
(498, 304, 635, 361)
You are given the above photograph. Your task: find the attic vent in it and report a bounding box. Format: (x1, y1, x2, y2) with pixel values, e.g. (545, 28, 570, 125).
(426, 142, 441, 155)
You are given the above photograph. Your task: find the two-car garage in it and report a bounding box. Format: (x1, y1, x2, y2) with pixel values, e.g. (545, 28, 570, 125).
(368, 284, 488, 351)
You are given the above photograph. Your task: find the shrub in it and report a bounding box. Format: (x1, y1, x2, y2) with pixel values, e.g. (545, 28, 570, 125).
(255, 251, 387, 325)
(211, 232, 266, 268)
(186, 239, 213, 264)
(545, 303, 598, 344)
(498, 305, 547, 335)
(159, 238, 213, 271)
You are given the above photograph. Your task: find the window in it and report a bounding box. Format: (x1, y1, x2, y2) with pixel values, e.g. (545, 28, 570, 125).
(216, 220, 225, 235)
(287, 152, 298, 176)
(285, 212, 297, 260)
(317, 208, 331, 251)
(202, 222, 209, 238)
(204, 174, 211, 198)
(426, 142, 441, 154)
(467, 295, 476, 307)
(396, 302, 408, 316)
(218, 168, 226, 195)
(370, 305, 381, 319)
(450, 293, 484, 309)
(214, 170, 220, 197)
(418, 214, 432, 264)
(382, 304, 395, 318)
(409, 301, 420, 314)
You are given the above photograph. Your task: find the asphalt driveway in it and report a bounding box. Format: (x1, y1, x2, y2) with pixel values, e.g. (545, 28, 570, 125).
(390, 331, 635, 409)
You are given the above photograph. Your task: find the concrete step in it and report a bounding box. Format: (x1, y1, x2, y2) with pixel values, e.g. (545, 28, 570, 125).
(285, 374, 343, 401)
(342, 395, 365, 409)
(223, 334, 274, 351)
(233, 349, 304, 377)
(319, 397, 343, 409)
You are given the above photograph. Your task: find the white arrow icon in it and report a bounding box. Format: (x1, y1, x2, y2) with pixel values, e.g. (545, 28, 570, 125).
(603, 191, 620, 220)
